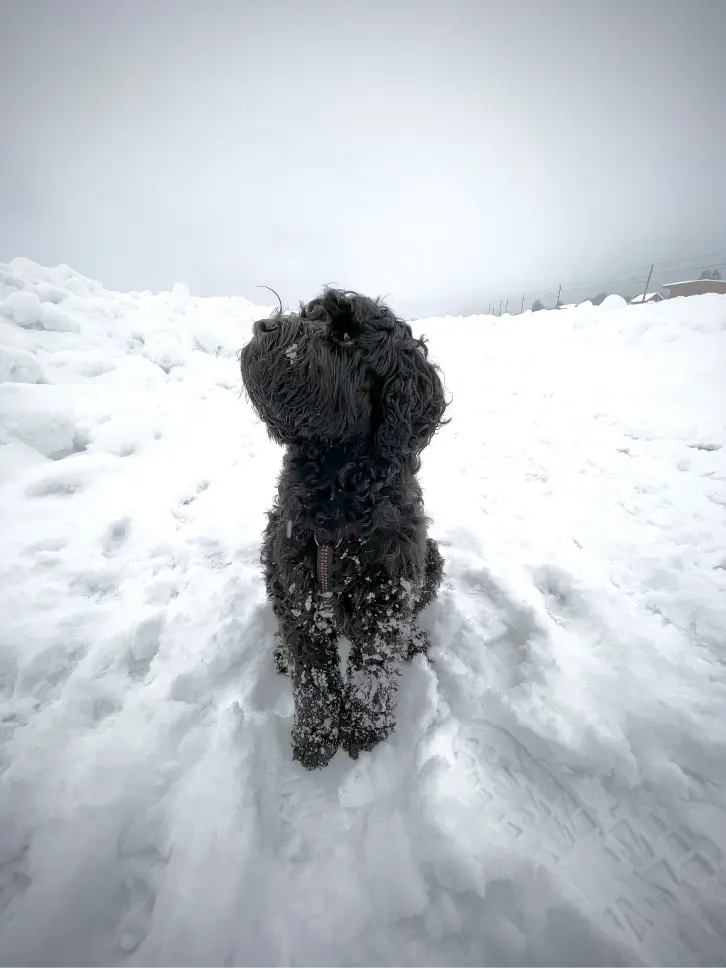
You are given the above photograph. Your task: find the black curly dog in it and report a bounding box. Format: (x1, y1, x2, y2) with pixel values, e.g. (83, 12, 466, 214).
(239, 288, 448, 769)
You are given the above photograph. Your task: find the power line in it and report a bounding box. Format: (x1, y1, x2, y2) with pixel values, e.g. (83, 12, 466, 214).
(647, 250, 725, 269)
(489, 251, 726, 314)
(523, 257, 726, 299)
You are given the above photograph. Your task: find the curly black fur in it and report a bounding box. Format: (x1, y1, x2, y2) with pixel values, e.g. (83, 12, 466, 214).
(239, 288, 448, 769)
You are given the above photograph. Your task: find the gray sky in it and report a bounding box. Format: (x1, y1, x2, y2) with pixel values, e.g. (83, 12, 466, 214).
(2, 0, 725, 317)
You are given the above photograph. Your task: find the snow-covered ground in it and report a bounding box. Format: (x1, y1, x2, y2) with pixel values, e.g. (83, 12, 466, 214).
(1, 258, 725, 967)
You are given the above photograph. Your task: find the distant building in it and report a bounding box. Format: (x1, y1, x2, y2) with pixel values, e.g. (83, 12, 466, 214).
(661, 279, 726, 298)
(630, 291, 664, 304)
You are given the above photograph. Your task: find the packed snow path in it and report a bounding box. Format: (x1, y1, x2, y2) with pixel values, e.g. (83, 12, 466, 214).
(1, 258, 725, 966)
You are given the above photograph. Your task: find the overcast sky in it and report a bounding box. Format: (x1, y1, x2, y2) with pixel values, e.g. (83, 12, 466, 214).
(1, 0, 725, 316)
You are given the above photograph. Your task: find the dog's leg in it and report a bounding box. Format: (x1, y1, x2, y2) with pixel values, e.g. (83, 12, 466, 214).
(273, 629, 290, 675)
(405, 624, 431, 662)
(341, 578, 415, 759)
(280, 603, 342, 770)
(415, 538, 444, 614)
(262, 515, 288, 676)
(262, 514, 341, 768)
(404, 538, 444, 662)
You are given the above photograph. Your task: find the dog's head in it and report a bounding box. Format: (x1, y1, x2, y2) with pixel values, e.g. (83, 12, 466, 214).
(239, 288, 447, 458)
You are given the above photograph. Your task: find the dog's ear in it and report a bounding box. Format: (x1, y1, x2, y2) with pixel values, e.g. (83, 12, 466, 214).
(374, 329, 448, 461)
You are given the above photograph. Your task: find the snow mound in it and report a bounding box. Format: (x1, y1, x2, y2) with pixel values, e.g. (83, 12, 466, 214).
(597, 293, 628, 311)
(1, 263, 726, 966)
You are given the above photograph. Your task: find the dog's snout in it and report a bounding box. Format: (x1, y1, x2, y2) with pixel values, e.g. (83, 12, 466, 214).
(254, 318, 278, 337)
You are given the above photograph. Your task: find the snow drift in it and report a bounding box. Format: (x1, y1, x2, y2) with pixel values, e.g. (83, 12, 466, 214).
(1, 258, 725, 966)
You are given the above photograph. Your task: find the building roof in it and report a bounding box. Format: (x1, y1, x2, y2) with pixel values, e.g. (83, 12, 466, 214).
(662, 279, 724, 288)
(630, 292, 662, 303)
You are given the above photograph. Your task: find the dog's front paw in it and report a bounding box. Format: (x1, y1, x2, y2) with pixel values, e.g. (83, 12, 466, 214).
(340, 717, 391, 760)
(274, 635, 290, 676)
(292, 726, 340, 770)
(291, 668, 342, 770)
(405, 625, 431, 662)
(341, 663, 398, 759)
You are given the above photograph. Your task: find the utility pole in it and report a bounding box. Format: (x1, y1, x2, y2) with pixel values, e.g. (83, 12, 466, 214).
(556, 284, 562, 309)
(641, 263, 654, 303)
(504, 298, 509, 314)
(487, 302, 491, 315)
(520, 293, 525, 314)
(499, 300, 503, 316)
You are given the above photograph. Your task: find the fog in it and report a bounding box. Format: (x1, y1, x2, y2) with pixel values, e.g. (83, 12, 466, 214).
(2, 0, 725, 316)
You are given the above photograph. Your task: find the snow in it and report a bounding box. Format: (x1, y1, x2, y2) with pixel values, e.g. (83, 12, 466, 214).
(662, 279, 722, 287)
(1, 259, 726, 967)
(597, 293, 628, 311)
(629, 292, 662, 304)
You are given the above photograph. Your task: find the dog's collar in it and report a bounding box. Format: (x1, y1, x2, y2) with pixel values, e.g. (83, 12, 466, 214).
(314, 535, 334, 597)
(286, 519, 358, 598)
(313, 530, 357, 598)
